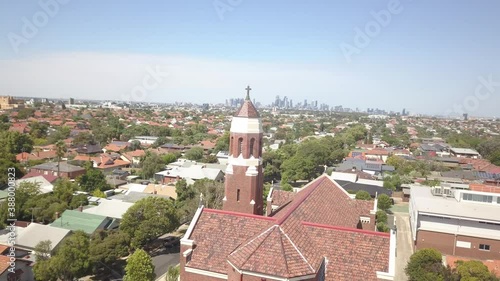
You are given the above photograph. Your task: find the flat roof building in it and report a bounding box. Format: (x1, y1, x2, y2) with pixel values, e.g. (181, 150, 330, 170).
(410, 185, 500, 259)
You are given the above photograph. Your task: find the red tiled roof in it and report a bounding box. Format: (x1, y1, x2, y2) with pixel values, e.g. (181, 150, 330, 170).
(235, 100, 259, 118)
(0, 245, 8, 255)
(185, 209, 273, 274)
(186, 176, 388, 280)
(469, 183, 500, 194)
(0, 255, 10, 275)
(21, 172, 58, 183)
(446, 255, 500, 277)
(270, 189, 295, 208)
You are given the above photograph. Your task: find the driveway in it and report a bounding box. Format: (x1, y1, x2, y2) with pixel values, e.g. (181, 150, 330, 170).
(394, 212, 413, 281)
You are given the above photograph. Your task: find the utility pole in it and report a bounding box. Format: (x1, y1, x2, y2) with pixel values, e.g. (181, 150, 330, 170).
(30, 207, 41, 223)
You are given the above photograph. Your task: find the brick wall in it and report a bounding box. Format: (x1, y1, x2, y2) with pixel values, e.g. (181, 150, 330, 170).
(416, 230, 500, 259)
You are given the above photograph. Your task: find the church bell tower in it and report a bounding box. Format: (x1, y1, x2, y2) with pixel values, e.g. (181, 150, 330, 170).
(223, 86, 264, 215)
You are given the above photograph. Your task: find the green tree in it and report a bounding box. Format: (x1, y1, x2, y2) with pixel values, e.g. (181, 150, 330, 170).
(377, 194, 392, 211)
(214, 132, 230, 153)
(165, 265, 180, 281)
(53, 179, 78, 203)
(162, 153, 179, 165)
(120, 197, 179, 249)
(34, 231, 91, 281)
(376, 210, 388, 224)
(175, 179, 194, 202)
(34, 240, 52, 262)
(405, 248, 448, 281)
(89, 230, 130, 270)
(185, 147, 204, 161)
(72, 132, 95, 147)
(0, 155, 23, 188)
(453, 260, 498, 281)
(69, 194, 89, 209)
(124, 249, 156, 281)
(355, 190, 371, 200)
(55, 140, 67, 178)
(130, 140, 142, 151)
(92, 189, 106, 198)
(376, 222, 390, 232)
(0, 130, 34, 154)
(77, 162, 111, 192)
(140, 152, 165, 179)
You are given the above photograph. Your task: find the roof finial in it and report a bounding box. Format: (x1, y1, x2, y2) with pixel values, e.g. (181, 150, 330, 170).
(245, 85, 252, 100)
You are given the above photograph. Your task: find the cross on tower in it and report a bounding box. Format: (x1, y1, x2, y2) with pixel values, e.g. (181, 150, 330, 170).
(245, 85, 252, 100)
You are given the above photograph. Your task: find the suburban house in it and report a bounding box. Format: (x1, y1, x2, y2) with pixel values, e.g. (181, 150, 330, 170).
(51, 209, 118, 234)
(102, 141, 130, 152)
(121, 149, 145, 167)
(0, 245, 33, 281)
(155, 162, 225, 184)
(336, 158, 395, 177)
(330, 171, 392, 197)
(0, 223, 71, 253)
(449, 148, 481, 159)
(16, 175, 57, 194)
(28, 162, 86, 179)
(410, 185, 500, 259)
(129, 136, 158, 145)
(82, 199, 134, 220)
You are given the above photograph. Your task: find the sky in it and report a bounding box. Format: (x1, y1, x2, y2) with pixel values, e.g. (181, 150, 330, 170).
(0, 0, 499, 117)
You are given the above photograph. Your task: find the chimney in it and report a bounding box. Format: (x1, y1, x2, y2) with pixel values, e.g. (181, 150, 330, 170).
(55, 212, 60, 219)
(77, 205, 83, 212)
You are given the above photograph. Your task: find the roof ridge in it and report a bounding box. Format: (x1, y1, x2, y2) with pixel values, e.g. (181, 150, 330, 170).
(204, 208, 276, 221)
(277, 226, 290, 274)
(229, 225, 277, 267)
(276, 176, 327, 225)
(279, 226, 315, 273)
(302, 221, 390, 237)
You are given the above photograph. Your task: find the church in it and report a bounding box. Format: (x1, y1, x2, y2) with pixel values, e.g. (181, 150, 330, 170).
(180, 87, 396, 281)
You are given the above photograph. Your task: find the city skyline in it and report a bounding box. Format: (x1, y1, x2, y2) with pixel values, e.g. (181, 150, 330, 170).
(0, 0, 499, 117)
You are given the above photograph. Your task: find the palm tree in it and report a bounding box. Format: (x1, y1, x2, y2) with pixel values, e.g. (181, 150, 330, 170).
(55, 140, 67, 178)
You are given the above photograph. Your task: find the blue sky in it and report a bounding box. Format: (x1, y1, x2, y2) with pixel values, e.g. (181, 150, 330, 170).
(0, 0, 499, 117)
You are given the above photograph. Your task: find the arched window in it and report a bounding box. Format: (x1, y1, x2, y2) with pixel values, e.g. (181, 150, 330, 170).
(249, 138, 255, 157)
(238, 138, 243, 155)
(230, 136, 234, 153)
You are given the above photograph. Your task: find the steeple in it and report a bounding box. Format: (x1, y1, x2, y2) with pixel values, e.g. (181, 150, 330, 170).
(235, 85, 259, 118)
(223, 86, 264, 215)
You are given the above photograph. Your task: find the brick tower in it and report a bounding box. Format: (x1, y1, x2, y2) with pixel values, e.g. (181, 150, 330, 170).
(223, 86, 264, 215)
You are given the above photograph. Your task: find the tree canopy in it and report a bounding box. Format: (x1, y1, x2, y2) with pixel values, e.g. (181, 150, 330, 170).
(355, 190, 371, 200)
(377, 194, 392, 211)
(124, 249, 156, 281)
(120, 197, 179, 248)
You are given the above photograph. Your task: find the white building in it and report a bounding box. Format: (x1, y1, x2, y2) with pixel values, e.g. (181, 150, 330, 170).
(410, 185, 500, 259)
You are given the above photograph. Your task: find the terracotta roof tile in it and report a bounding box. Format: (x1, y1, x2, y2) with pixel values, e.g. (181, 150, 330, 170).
(235, 100, 259, 118)
(186, 209, 274, 274)
(186, 176, 389, 279)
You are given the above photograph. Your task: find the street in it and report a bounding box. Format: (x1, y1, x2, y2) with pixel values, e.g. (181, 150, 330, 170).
(152, 251, 179, 280)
